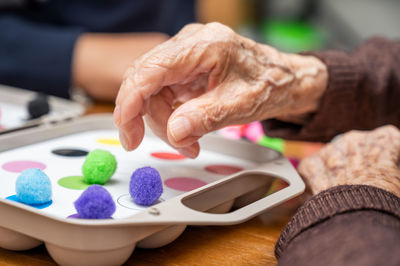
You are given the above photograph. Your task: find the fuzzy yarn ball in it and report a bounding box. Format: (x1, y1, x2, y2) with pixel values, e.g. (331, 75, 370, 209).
(16, 168, 52, 205)
(27, 93, 50, 119)
(130, 167, 163, 206)
(74, 185, 116, 219)
(82, 149, 117, 185)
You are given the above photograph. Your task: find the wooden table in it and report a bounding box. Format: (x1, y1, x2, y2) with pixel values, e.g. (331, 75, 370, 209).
(0, 102, 318, 266)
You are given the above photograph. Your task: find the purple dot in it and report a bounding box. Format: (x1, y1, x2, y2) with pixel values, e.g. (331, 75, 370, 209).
(2, 161, 46, 173)
(67, 213, 112, 219)
(67, 213, 81, 219)
(164, 177, 207, 192)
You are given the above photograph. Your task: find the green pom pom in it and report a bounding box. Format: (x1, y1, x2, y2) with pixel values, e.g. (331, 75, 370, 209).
(82, 149, 117, 185)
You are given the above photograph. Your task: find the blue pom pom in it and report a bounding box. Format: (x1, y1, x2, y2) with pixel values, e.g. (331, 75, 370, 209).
(130, 167, 163, 206)
(16, 168, 52, 205)
(74, 185, 116, 219)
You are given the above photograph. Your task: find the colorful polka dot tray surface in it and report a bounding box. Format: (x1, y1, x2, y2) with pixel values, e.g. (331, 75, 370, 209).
(0, 114, 304, 266)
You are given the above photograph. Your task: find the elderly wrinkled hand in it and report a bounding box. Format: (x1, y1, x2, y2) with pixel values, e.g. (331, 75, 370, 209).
(298, 125, 400, 197)
(113, 22, 327, 158)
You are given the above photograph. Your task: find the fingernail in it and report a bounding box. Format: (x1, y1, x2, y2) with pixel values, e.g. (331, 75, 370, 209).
(169, 116, 191, 142)
(113, 105, 121, 126)
(178, 146, 198, 159)
(119, 132, 130, 151)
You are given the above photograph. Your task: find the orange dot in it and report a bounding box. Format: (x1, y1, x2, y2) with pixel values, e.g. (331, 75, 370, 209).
(151, 152, 186, 160)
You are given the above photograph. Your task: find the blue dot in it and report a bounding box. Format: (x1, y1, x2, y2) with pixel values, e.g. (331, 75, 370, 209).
(6, 195, 52, 209)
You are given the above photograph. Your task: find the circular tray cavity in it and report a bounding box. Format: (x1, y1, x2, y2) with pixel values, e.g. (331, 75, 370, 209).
(0, 226, 42, 251)
(46, 242, 136, 266)
(137, 225, 187, 249)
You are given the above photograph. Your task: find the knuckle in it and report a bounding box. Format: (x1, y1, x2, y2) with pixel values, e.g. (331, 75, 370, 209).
(346, 129, 362, 137)
(122, 66, 136, 80)
(342, 130, 364, 142)
(142, 54, 172, 72)
(144, 53, 163, 65)
(298, 157, 310, 169)
(298, 157, 314, 176)
(205, 22, 225, 29)
(320, 145, 334, 160)
(205, 22, 236, 38)
(322, 143, 335, 154)
(206, 22, 230, 31)
(201, 104, 226, 132)
(380, 125, 400, 136)
(181, 23, 203, 33)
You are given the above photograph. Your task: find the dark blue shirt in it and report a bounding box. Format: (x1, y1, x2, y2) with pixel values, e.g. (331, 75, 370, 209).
(0, 0, 195, 98)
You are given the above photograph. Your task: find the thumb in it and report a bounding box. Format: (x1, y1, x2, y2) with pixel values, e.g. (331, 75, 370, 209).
(167, 93, 226, 147)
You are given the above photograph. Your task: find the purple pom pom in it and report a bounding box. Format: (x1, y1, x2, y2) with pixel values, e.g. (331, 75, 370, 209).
(130, 167, 163, 206)
(74, 185, 116, 219)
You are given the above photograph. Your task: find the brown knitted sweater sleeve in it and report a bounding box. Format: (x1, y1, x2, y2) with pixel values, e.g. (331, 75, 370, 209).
(262, 37, 400, 142)
(275, 185, 400, 266)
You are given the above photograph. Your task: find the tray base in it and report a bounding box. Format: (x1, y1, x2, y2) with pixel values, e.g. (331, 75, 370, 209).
(46, 242, 136, 266)
(0, 226, 42, 251)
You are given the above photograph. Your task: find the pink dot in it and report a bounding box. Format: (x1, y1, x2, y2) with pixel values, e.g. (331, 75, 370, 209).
(2, 160, 46, 173)
(164, 177, 207, 192)
(151, 152, 186, 160)
(205, 165, 243, 175)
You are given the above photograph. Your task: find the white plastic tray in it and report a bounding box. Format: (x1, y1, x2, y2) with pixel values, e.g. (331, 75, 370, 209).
(0, 114, 304, 266)
(0, 84, 84, 134)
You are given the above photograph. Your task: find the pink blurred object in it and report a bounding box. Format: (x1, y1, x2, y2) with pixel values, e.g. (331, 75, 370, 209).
(218, 125, 246, 140)
(244, 121, 264, 142)
(287, 157, 300, 169)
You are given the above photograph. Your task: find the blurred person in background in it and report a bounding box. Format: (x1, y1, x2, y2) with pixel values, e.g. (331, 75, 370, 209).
(114, 22, 400, 265)
(0, 0, 195, 101)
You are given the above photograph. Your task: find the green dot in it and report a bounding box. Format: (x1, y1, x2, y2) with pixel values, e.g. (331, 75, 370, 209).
(58, 176, 90, 190)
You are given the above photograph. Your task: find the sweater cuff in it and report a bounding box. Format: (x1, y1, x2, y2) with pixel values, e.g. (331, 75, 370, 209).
(262, 50, 364, 142)
(275, 185, 400, 258)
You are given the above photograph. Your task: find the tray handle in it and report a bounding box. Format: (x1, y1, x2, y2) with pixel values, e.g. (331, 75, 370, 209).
(122, 157, 305, 226)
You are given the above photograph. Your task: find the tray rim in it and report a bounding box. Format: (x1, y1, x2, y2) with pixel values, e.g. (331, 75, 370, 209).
(0, 114, 281, 222)
(0, 114, 304, 251)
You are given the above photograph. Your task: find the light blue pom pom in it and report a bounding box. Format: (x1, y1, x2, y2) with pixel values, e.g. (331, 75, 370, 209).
(16, 168, 52, 205)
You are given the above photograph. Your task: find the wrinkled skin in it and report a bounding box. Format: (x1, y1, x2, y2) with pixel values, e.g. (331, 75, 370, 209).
(114, 22, 327, 158)
(298, 125, 400, 197)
